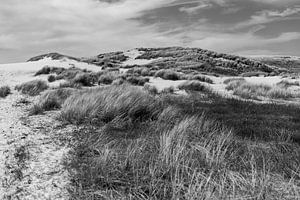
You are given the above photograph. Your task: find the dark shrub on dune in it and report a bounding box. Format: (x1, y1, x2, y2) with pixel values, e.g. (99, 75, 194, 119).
(0, 86, 11, 98)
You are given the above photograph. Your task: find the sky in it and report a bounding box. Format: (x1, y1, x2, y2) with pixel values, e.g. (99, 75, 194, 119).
(1, 0, 300, 63)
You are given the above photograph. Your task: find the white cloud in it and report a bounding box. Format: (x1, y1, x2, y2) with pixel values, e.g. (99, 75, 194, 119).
(235, 6, 300, 29)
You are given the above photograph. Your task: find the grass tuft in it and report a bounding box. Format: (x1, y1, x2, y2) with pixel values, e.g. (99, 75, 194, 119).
(15, 80, 48, 96)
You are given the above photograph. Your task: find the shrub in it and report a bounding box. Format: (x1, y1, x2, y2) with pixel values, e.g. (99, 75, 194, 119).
(15, 80, 48, 96)
(126, 76, 149, 86)
(34, 66, 65, 76)
(0, 86, 11, 98)
(48, 75, 56, 82)
(143, 84, 158, 95)
(188, 75, 213, 84)
(178, 81, 211, 92)
(98, 72, 119, 85)
(161, 86, 175, 94)
(60, 84, 162, 125)
(72, 73, 97, 87)
(154, 70, 182, 80)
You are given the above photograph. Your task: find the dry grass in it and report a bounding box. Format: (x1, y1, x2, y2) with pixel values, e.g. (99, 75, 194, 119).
(30, 88, 75, 115)
(60, 84, 162, 125)
(225, 80, 300, 100)
(15, 80, 48, 96)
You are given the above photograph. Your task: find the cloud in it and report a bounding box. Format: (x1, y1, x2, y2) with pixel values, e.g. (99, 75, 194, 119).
(1, 0, 300, 63)
(179, 3, 212, 14)
(235, 6, 300, 29)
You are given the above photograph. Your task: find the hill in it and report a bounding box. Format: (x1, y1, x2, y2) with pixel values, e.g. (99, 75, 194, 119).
(28, 47, 286, 76)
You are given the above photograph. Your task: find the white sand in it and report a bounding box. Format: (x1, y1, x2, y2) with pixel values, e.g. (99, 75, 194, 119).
(0, 57, 100, 199)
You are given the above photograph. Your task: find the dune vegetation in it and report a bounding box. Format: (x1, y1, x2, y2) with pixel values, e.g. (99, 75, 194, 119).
(27, 81, 300, 199)
(23, 47, 300, 199)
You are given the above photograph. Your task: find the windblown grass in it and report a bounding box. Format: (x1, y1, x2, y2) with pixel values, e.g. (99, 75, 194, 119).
(15, 80, 48, 96)
(64, 90, 300, 199)
(225, 80, 300, 100)
(30, 88, 75, 115)
(60, 84, 162, 125)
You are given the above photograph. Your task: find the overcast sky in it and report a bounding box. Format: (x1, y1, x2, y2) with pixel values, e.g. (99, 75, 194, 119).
(1, 0, 300, 63)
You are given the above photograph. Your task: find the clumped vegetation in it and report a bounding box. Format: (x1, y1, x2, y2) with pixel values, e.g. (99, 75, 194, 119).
(225, 80, 300, 100)
(47, 75, 56, 82)
(276, 80, 300, 88)
(0, 86, 11, 98)
(30, 88, 75, 115)
(136, 47, 277, 76)
(154, 69, 183, 80)
(60, 84, 162, 125)
(15, 80, 48, 96)
(178, 80, 211, 92)
(58, 84, 300, 199)
(187, 74, 214, 84)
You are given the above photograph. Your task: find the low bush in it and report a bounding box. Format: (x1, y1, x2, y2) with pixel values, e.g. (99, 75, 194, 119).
(178, 80, 211, 92)
(98, 72, 119, 85)
(125, 76, 149, 86)
(48, 75, 56, 82)
(0, 86, 11, 98)
(161, 86, 175, 94)
(72, 73, 98, 87)
(187, 74, 214, 84)
(154, 69, 183, 80)
(15, 80, 48, 96)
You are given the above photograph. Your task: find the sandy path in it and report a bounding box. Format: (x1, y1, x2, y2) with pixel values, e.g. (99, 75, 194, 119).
(0, 69, 71, 199)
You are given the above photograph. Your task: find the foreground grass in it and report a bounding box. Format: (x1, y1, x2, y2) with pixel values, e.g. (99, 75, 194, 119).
(50, 84, 300, 199)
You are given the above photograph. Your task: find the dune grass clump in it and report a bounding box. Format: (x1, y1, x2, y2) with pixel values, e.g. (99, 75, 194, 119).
(15, 80, 48, 96)
(188, 75, 214, 84)
(30, 88, 75, 115)
(60, 84, 162, 125)
(0, 86, 11, 98)
(178, 80, 211, 92)
(225, 80, 300, 100)
(125, 76, 149, 86)
(276, 80, 300, 88)
(34, 66, 65, 76)
(48, 75, 56, 82)
(143, 84, 158, 95)
(154, 69, 183, 80)
(72, 73, 98, 87)
(98, 72, 119, 85)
